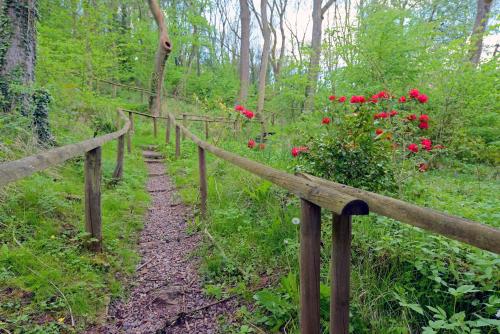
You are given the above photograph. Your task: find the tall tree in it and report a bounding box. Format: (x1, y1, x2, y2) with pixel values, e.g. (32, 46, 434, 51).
(469, 0, 493, 66)
(147, 0, 172, 116)
(238, 0, 250, 104)
(256, 0, 271, 117)
(0, 0, 38, 115)
(303, 0, 335, 112)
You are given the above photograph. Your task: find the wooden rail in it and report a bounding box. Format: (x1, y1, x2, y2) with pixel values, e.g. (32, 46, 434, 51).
(0, 109, 131, 252)
(127, 108, 500, 334)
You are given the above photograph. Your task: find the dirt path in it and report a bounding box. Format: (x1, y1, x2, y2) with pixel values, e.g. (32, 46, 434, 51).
(89, 150, 237, 334)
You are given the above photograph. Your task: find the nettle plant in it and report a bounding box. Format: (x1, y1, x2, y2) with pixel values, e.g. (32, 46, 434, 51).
(294, 89, 445, 193)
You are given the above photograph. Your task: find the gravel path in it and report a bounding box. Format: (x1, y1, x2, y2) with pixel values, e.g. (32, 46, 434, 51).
(88, 150, 237, 334)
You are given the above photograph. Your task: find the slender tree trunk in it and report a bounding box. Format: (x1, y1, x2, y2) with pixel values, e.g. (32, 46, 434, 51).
(147, 0, 172, 116)
(0, 0, 38, 115)
(239, 0, 250, 104)
(256, 0, 271, 117)
(303, 0, 335, 112)
(469, 0, 493, 66)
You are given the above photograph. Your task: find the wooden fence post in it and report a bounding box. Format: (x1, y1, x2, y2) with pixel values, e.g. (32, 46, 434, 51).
(182, 114, 187, 139)
(129, 112, 134, 133)
(175, 125, 181, 158)
(330, 214, 352, 334)
(126, 131, 132, 153)
(300, 199, 321, 334)
(84, 147, 102, 252)
(198, 146, 207, 219)
(166, 117, 171, 144)
(205, 119, 209, 140)
(112, 135, 125, 180)
(153, 117, 158, 138)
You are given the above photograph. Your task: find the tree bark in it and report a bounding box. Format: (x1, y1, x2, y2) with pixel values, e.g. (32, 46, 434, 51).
(238, 0, 250, 104)
(303, 0, 335, 112)
(0, 0, 38, 114)
(469, 0, 493, 66)
(147, 0, 172, 116)
(256, 0, 271, 117)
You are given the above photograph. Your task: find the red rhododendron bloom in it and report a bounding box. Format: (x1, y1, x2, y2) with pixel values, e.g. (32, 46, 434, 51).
(408, 143, 419, 153)
(329, 95, 336, 101)
(370, 95, 379, 103)
(375, 128, 384, 135)
(419, 121, 429, 129)
(259, 143, 266, 150)
(338, 96, 346, 102)
(322, 117, 331, 125)
(407, 114, 417, 121)
(398, 96, 407, 103)
(235, 105, 244, 112)
(247, 139, 256, 149)
(374, 112, 389, 119)
(418, 163, 428, 172)
(409, 89, 420, 98)
(350, 95, 366, 103)
(243, 110, 255, 119)
(291, 147, 299, 157)
(421, 138, 432, 151)
(419, 114, 429, 122)
(377, 91, 390, 99)
(390, 110, 398, 117)
(417, 94, 428, 104)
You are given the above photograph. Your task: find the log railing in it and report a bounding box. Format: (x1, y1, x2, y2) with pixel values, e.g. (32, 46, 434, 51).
(0, 109, 131, 252)
(126, 108, 500, 334)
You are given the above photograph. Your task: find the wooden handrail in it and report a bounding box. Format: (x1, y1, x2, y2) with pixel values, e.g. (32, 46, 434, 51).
(0, 109, 130, 187)
(297, 173, 500, 254)
(168, 114, 368, 215)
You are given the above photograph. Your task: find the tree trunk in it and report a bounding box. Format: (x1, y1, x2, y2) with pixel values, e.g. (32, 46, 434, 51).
(256, 0, 271, 117)
(238, 0, 250, 104)
(469, 0, 493, 66)
(147, 0, 172, 116)
(303, 0, 334, 112)
(0, 0, 38, 115)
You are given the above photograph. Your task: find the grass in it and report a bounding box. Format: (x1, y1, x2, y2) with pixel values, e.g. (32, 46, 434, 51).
(161, 111, 500, 333)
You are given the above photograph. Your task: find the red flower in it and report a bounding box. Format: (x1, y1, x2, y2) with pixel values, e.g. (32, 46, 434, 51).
(259, 143, 266, 150)
(370, 95, 379, 103)
(322, 117, 331, 125)
(377, 91, 390, 99)
(374, 112, 389, 119)
(243, 110, 255, 119)
(375, 128, 384, 135)
(350, 95, 366, 103)
(408, 143, 419, 153)
(409, 89, 420, 98)
(419, 114, 429, 122)
(338, 96, 346, 102)
(291, 147, 299, 157)
(235, 105, 244, 112)
(419, 121, 429, 129)
(329, 95, 336, 101)
(417, 94, 428, 104)
(407, 114, 417, 121)
(398, 96, 407, 103)
(421, 138, 432, 151)
(247, 139, 256, 149)
(418, 163, 428, 172)
(389, 110, 398, 117)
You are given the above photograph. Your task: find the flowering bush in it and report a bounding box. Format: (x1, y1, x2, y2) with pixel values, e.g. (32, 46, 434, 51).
(295, 88, 444, 192)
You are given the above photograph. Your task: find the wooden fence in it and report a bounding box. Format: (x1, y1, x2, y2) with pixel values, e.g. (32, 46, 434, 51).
(125, 109, 500, 334)
(0, 109, 131, 252)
